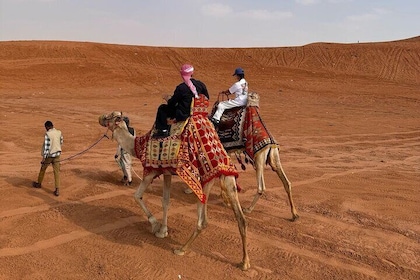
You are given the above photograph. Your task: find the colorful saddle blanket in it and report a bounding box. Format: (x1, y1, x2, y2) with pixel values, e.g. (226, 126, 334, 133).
(145, 121, 187, 168)
(134, 95, 238, 203)
(242, 106, 278, 159)
(214, 105, 247, 150)
(211, 93, 278, 160)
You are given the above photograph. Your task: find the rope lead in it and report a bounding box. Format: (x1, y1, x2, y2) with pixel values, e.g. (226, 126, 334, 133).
(57, 132, 109, 163)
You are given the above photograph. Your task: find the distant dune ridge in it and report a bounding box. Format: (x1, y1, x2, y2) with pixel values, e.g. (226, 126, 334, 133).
(0, 36, 419, 94)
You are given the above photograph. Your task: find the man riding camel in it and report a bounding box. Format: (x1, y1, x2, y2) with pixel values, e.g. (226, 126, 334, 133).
(211, 67, 248, 126)
(153, 64, 209, 138)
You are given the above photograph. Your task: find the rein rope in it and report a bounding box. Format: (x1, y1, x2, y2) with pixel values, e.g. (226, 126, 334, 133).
(218, 92, 229, 102)
(58, 130, 110, 163)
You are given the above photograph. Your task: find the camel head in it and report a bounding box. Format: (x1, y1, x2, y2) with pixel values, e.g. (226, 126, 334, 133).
(98, 111, 127, 132)
(247, 92, 260, 107)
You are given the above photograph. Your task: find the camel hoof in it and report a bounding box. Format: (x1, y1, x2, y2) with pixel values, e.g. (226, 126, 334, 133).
(174, 248, 186, 256)
(242, 207, 252, 214)
(291, 214, 299, 222)
(155, 231, 168, 238)
(239, 261, 251, 271)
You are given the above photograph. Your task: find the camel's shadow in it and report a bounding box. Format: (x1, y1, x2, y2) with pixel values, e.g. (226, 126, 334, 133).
(4, 173, 204, 254)
(72, 167, 125, 185)
(4, 170, 242, 269)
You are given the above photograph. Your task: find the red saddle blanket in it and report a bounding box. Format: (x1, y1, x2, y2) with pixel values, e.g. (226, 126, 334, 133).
(242, 106, 278, 159)
(134, 95, 238, 203)
(212, 103, 278, 160)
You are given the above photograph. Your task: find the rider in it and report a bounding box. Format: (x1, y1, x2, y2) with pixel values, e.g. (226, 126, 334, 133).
(153, 64, 209, 138)
(211, 67, 248, 126)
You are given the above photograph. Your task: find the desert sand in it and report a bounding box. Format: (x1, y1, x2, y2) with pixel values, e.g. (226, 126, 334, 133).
(0, 37, 419, 280)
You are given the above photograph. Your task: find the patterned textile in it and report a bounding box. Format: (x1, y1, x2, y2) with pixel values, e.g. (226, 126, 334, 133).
(243, 105, 278, 160)
(134, 95, 238, 203)
(145, 121, 188, 167)
(211, 103, 246, 150)
(210, 97, 277, 160)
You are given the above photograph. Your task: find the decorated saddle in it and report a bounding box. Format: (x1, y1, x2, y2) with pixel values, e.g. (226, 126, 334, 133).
(211, 105, 247, 151)
(210, 92, 278, 160)
(134, 94, 238, 203)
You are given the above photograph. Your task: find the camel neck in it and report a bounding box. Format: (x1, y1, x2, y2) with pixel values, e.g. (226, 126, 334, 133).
(113, 127, 135, 156)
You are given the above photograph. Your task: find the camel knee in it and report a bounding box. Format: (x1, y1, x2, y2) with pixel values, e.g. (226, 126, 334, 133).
(133, 193, 143, 204)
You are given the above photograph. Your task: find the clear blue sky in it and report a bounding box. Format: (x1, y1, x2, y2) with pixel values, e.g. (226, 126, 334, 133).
(0, 0, 418, 47)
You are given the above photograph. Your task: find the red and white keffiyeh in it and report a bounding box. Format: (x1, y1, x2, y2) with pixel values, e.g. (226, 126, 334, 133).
(180, 64, 198, 99)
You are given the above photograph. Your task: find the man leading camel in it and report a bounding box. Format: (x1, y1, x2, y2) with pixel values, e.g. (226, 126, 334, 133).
(32, 120, 63, 197)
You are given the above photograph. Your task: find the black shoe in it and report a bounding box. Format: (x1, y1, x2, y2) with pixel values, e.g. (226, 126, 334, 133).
(153, 129, 169, 139)
(54, 188, 60, 197)
(32, 182, 42, 188)
(210, 118, 220, 127)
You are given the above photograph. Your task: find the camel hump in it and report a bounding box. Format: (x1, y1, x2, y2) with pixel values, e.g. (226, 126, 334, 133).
(247, 92, 260, 107)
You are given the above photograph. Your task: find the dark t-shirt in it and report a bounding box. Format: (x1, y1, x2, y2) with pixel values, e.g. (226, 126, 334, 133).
(167, 79, 209, 121)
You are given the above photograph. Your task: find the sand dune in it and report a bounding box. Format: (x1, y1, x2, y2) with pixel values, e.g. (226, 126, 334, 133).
(0, 37, 419, 279)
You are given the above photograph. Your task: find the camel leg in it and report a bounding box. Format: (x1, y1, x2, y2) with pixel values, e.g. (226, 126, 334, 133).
(243, 149, 269, 214)
(155, 174, 171, 238)
(269, 148, 299, 221)
(174, 179, 214, 256)
(133, 171, 162, 234)
(222, 175, 250, 271)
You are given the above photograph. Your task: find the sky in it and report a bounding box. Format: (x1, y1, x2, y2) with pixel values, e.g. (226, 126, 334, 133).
(0, 0, 419, 48)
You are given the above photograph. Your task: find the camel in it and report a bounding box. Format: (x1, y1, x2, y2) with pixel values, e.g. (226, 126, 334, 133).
(231, 142, 298, 220)
(211, 92, 299, 221)
(99, 110, 250, 270)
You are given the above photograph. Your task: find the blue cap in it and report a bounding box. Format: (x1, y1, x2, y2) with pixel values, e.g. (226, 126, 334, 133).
(232, 67, 244, 76)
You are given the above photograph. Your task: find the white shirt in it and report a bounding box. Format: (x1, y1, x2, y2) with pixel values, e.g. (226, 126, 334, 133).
(229, 78, 248, 105)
